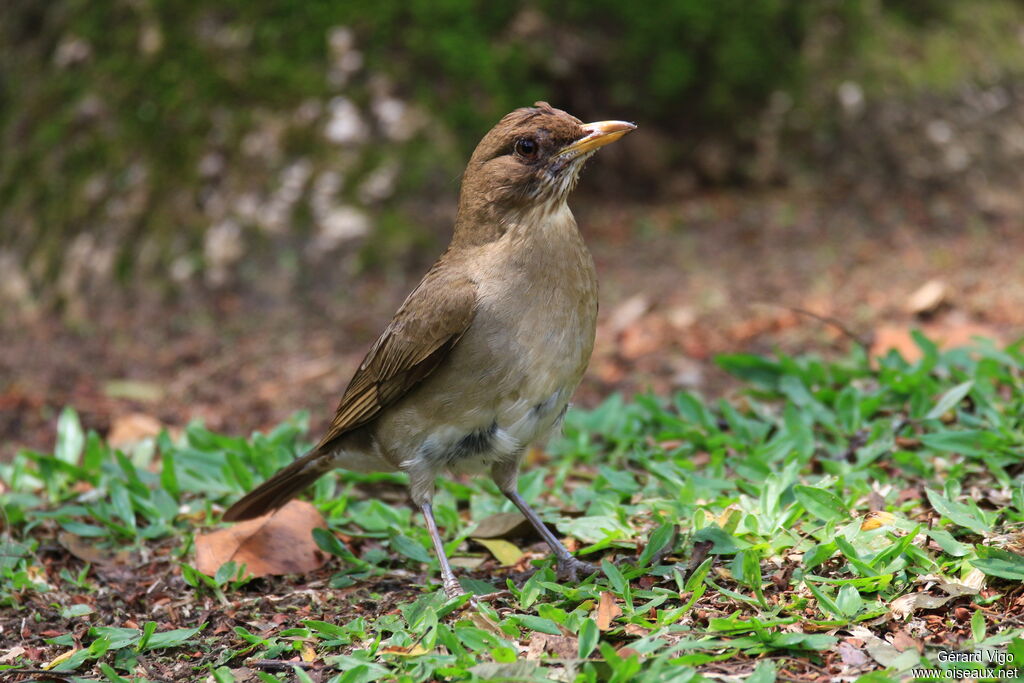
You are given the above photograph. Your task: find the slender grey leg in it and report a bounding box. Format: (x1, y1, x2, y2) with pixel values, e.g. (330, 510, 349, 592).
(502, 489, 600, 582)
(420, 502, 465, 598)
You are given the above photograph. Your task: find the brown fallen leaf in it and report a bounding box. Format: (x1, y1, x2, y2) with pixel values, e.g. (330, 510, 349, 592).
(58, 532, 130, 566)
(596, 591, 622, 631)
(871, 319, 1003, 362)
(469, 512, 532, 539)
(107, 413, 163, 448)
(195, 500, 328, 578)
(525, 633, 577, 661)
(891, 628, 924, 653)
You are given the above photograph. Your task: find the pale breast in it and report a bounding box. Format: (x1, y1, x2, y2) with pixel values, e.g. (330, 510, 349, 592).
(357, 204, 598, 500)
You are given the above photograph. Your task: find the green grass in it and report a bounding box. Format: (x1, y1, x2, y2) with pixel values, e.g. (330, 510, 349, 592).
(3, 333, 1024, 681)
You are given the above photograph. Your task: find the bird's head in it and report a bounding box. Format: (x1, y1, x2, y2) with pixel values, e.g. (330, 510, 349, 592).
(455, 102, 635, 240)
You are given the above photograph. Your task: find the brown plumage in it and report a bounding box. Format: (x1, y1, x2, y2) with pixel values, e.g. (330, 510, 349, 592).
(224, 102, 635, 597)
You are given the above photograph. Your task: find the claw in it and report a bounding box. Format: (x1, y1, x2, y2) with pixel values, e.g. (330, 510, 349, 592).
(556, 556, 600, 582)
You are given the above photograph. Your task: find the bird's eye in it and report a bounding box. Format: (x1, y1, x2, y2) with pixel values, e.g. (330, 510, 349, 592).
(514, 138, 538, 158)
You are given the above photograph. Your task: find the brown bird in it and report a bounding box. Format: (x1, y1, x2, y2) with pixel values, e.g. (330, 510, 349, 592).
(224, 102, 635, 597)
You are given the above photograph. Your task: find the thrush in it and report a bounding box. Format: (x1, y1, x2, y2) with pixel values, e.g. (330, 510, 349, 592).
(224, 102, 635, 597)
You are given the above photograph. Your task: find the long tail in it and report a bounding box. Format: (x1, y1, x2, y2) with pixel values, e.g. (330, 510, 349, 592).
(223, 450, 331, 521)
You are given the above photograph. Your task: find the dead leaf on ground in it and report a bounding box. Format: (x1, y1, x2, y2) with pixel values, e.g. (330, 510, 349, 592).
(871, 319, 1003, 362)
(889, 592, 954, 620)
(607, 294, 650, 334)
(473, 538, 524, 566)
(469, 512, 532, 539)
(861, 511, 896, 531)
(596, 591, 622, 631)
(847, 626, 904, 668)
(450, 556, 486, 569)
(906, 279, 948, 316)
(891, 628, 924, 653)
(58, 532, 130, 566)
(525, 633, 577, 661)
(195, 500, 328, 578)
(107, 413, 162, 448)
(379, 644, 431, 657)
(103, 379, 165, 402)
(837, 640, 869, 668)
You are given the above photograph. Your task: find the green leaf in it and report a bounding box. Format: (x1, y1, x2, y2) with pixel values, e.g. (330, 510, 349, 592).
(835, 584, 863, 616)
(971, 608, 986, 643)
(602, 559, 627, 595)
(312, 528, 368, 568)
(142, 624, 205, 651)
(920, 430, 1002, 456)
(747, 659, 776, 683)
(925, 380, 974, 419)
(136, 621, 157, 651)
(55, 406, 85, 465)
(390, 534, 434, 564)
(972, 547, 1024, 580)
(714, 354, 782, 388)
(926, 489, 990, 535)
(794, 485, 849, 522)
(578, 618, 599, 658)
(636, 522, 675, 567)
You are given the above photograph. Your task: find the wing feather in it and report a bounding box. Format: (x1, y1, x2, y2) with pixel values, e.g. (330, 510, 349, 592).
(313, 264, 477, 452)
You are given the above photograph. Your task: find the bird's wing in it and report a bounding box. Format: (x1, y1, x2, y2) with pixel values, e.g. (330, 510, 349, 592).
(313, 262, 477, 452)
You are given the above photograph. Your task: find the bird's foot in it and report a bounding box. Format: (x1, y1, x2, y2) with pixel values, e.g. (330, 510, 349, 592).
(442, 577, 467, 600)
(556, 556, 600, 582)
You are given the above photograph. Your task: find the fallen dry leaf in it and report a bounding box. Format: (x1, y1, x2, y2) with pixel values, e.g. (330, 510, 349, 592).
(469, 512, 532, 539)
(474, 538, 524, 566)
(905, 279, 948, 316)
(107, 412, 163, 448)
(861, 511, 896, 531)
(449, 556, 487, 569)
(607, 294, 650, 334)
(871, 319, 1003, 361)
(196, 500, 328, 578)
(379, 644, 431, 657)
(43, 649, 78, 670)
(596, 591, 622, 631)
(58, 532, 130, 566)
(889, 592, 954, 620)
(847, 626, 904, 668)
(837, 640, 869, 668)
(891, 628, 924, 653)
(525, 633, 577, 660)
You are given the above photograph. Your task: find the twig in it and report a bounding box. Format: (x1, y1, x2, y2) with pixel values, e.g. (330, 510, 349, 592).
(249, 660, 314, 672)
(784, 306, 873, 351)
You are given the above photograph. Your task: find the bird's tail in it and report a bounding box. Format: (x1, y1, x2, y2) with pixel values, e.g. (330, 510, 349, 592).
(222, 450, 330, 521)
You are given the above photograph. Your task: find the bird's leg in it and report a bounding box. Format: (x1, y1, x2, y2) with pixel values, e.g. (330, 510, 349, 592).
(420, 502, 465, 598)
(494, 475, 600, 582)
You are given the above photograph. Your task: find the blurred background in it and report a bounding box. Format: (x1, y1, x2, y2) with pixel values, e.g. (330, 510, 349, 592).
(2, 0, 1023, 457)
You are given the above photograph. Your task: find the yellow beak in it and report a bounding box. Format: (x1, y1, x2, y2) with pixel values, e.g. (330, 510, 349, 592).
(561, 120, 637, 156)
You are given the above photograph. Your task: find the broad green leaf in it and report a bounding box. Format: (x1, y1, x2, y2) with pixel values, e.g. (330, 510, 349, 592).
(794, 485, 849, 522)
(925, 381, 974, 419)
(972, 547, 1024, 580)
(926, 489, 990, 535)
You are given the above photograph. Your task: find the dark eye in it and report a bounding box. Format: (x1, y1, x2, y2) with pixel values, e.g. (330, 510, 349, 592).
(514, 138, 538, 158)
